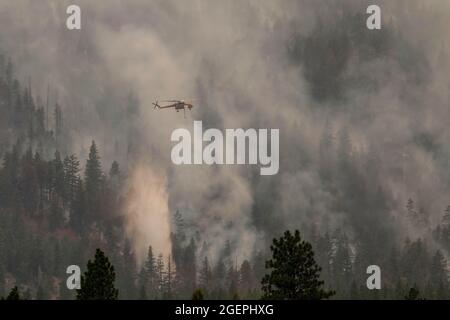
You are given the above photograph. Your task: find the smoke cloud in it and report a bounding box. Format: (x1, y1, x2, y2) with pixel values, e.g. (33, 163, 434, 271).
(1, 0, 450, 263)
(123, 163, 171, 263)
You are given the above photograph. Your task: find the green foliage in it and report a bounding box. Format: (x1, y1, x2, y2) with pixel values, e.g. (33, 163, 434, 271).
(76, 249, 119, 300)
(405, 287, 421, 300)
(142, 245, 157, 298)
(64, 154, 80, 204)
(199, 256, 211, 292)
(116, 240, 138, 299)
(84, 141, 103, 211)
(192, 288, 204, 300)
(261, 230, 334, 300)
(5, 286, 20, 300)
(109, 161, 120, 178)
(69, 177, 86, 232)
(1, 52, 450, 300)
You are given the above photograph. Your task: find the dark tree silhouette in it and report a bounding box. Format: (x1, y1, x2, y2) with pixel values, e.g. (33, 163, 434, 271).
(192, 288, 204, 300)
(64, 154, 80, 204)
(261, 230, 334, 300)
(84, 141, 102, 209)
(76, 249, 119, 300)
(405, 287, 421, 300)
(6, 286, 20, 300)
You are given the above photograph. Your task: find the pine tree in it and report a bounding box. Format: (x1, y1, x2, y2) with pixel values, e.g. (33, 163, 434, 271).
(5, 286, 20, 300)
(63, 154, 80, 204)
(52, 150, 65, 202)
(239, 260, 254, 294)
(171, 211, 185, 277)
(199, 256, 211, 292)
(119, 240, 137, 299)
(84, 141, 103, 222)
(33, 151, 47, 214)
(315, 232, 333, 284)
(213, 259, 226, 298)
(261, 230, 334, 300)
(227, 263, 239, 299)
(138, 245, 157, 298)
(252, 251, 266, 288)
(156, 253, 165, 298)
(76, 249, 118, 300)
(84, 141, 102, 195)
(430, 250, 448, 290)
(0, 146, 20, 207)
(176, 237, 197, 297)
(174, 210, 185, 238)
(417, 207, 429, 228)
(164, 256, 176, 299)
(69, 177, 86, 233)
(333, 235, 353, 294)
(19, 147, 39, 215)
(109, 161, 120, 179)
(109, 161, 120, 190)
(54, 103, 63, 146)
(400, 238, 429, 287)
(405, 286, 421, 300)
(192, 288, 204, 300)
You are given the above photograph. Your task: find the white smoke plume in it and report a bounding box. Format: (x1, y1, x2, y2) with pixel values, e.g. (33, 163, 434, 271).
(123, 163, 171, 263)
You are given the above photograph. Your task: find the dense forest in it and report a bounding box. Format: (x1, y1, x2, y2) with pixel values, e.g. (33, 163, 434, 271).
(1, 1, 450, 300)
(0, 51, 449, 300)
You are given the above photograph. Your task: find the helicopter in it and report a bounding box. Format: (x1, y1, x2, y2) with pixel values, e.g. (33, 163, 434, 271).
(153, 99, 194, 118)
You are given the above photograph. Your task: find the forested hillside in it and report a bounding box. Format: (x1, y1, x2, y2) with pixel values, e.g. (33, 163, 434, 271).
(1, 49, 450, 299)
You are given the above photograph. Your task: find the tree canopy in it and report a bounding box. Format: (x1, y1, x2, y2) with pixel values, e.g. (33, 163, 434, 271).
(261, 230, 334, 300)
(76, 249, 119, 300)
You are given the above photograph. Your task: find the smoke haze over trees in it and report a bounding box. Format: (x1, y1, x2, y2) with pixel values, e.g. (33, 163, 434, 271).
(0, 0, 450, 299)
